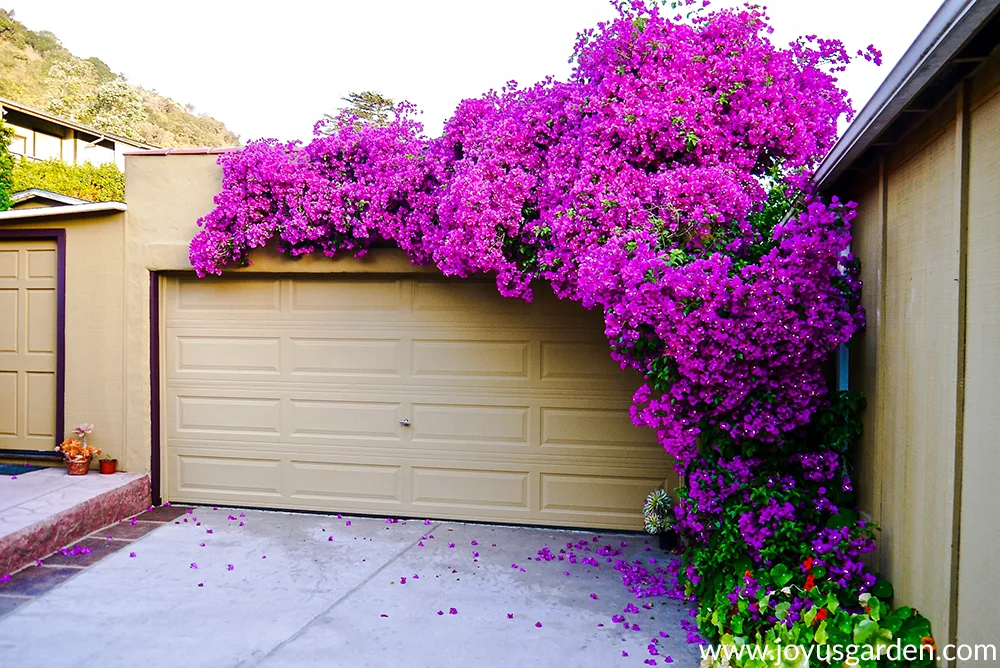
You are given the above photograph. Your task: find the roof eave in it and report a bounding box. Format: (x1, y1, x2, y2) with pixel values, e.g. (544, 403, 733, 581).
(816, 0, 1000, 187)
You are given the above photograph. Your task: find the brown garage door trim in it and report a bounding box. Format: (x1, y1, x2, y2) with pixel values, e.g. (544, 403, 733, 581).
(0, 228, 66, 459)
(150, 270, 162, 504)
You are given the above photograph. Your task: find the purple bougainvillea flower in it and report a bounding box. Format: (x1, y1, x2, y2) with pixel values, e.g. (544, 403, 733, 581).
(190, 563, 198, 569)
(227, 564, 234, 571)
(228, 515, 237, 521)
(186, 509, 193, 514)
(262, 555, 266, 559)
(622, 651, 629, 658)
(472, 551, 479, 558)
(239, 522, 244, 527)
(413, 574, 419, 579)
(563, 571, 570, 576)
(239, 513, 245, 518)
(400, 577, 407, 584)
(129, 552, 136, 558)
(448, 543, 455, 548)
(437, 610, 444, 616)
(328, 536, 333, 541)
(346, 521, 352, 527)
(380, 614, 388, 618)
(206, 529, 213, 534)
(199, 543, 206, 547)
(164, 502, 171, 507)
(0, 574, 11, 582)
(507, 613, 514, 619)
(198, 583, 204, 588)
(590, 593, 597, 600)
(418, 541, 424, 547)
(663, 658, 673, 663)
(449, 608, 458, 615)
(511, 563, 517, 569)
(659, 632, 668, 638)
(10, 476, 16, 480)
(471, 540, 478, 546)
(535, 622, 543, 628)
(424, 519, 431, 525)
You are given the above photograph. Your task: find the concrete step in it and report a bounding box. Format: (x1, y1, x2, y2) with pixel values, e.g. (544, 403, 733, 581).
(0, 468, 151, 576)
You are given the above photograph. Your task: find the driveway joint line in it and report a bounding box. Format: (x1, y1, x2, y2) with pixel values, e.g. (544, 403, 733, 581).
(243, 522, 444, 667)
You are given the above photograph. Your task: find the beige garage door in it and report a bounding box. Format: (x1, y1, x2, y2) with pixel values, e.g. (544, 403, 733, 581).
(162, 274, 675, 529)
(0, 239, 58, 452)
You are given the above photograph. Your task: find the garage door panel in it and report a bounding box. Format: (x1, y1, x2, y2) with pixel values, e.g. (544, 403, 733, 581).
(171, 393, 283, 438)
(171, 334, 282, 376)
(172, 451, 283, 500)
(409, 402, 530, 447)
(411, 339, 530, 380)
(171, 276, 282, 315)
(164, 275, 673, 530)
(411, 466, 530, 510)
(288, 460, 403, 505)
(288, 398, 403, 441)
(540, 472, 669, 518)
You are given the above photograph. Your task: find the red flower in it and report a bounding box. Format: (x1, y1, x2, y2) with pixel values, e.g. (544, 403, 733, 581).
(804, 575, 816, 591)
(744, 570, 752, 578)
(803, 557, 814, 571)
(815, 608, 828, 622)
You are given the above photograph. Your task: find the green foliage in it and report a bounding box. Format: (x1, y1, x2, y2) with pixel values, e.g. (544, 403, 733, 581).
(0, 9, 239, 148)
(643, 488, 673, 534)
(0, 118, 13, 210)
(323, 91, 396, 132)
(11, 157, 124, 202)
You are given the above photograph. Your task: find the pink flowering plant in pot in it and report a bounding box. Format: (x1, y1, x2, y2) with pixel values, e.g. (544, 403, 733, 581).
(56, 423, 101, 475)
(187, 0, 932, 662)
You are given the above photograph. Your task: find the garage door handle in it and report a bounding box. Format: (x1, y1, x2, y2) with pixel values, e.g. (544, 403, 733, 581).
(399, 419, 411, 427)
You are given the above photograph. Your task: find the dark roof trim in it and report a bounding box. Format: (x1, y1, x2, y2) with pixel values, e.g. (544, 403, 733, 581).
(12, 189, 90, 206)
(816, 0, 1000, 186)
(0, 96, 158, 149)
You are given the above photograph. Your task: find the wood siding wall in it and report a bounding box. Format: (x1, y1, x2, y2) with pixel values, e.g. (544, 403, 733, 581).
(837, 52, 1000, 664)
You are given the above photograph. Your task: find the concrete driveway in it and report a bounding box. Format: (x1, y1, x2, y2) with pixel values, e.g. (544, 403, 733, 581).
(0, 507, 701, 667)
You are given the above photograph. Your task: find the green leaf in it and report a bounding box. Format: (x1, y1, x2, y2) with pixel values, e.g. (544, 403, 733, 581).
(854, 619, 878, 645)
(770, 564, 793, 587)
(870, 577, 894, 600)
(814, 620, 829, 645)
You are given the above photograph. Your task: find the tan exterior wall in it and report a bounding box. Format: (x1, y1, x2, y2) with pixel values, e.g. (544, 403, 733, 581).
(836, 52, 1000, 662)
(0, 211, 126, 465)
(956, 80, 1000, 657)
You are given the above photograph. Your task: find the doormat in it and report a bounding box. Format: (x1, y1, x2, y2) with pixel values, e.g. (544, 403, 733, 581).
(0, 464, 43, 476)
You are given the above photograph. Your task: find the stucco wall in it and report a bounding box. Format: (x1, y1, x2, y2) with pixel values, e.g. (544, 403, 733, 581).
(834, 52, 1000, 661)
(0, 211, 126, 464)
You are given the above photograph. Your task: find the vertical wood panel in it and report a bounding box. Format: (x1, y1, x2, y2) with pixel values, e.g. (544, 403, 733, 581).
(881, 123, 959, 644)
(956, 86, 1000, 656)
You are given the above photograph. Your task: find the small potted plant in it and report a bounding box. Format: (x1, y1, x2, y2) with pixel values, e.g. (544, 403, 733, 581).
(55, 423, 101, 476)
(643, 488, 678, 550)
(99, 455, 117, 474)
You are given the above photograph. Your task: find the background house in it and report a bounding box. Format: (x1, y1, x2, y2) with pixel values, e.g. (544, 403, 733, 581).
(1, 95, 154, 170)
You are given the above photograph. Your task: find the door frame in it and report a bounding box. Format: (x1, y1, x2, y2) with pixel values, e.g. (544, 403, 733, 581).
(0, 228, 66, 458)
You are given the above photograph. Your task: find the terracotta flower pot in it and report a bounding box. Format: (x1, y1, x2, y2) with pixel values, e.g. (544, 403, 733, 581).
(66, 457, 92, 475)
(99, 459, 117, 474)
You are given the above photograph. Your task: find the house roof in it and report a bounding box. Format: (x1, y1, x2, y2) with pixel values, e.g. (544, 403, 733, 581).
(0, 96, 157, 150)
(11, 189, 90, 207)
(0, 202, 127, 221)
(817, 0, 1000, 187)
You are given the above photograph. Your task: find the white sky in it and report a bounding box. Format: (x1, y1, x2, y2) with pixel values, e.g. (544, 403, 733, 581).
(13, 0, 945, 144)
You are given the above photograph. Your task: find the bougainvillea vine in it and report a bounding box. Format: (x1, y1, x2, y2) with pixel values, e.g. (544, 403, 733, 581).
(189, 1, 935, 664)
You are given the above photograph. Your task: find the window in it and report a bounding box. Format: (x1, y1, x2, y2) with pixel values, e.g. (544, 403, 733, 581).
(33, 132, 62, 160)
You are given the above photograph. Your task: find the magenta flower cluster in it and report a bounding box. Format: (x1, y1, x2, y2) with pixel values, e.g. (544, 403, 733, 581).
(190, 1, 862, 471)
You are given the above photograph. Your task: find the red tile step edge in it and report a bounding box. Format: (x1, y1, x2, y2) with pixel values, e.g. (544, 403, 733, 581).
(0, 475, 151, 576)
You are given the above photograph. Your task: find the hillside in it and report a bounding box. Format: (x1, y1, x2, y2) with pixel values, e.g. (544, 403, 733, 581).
(0, 8, 239, 147)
